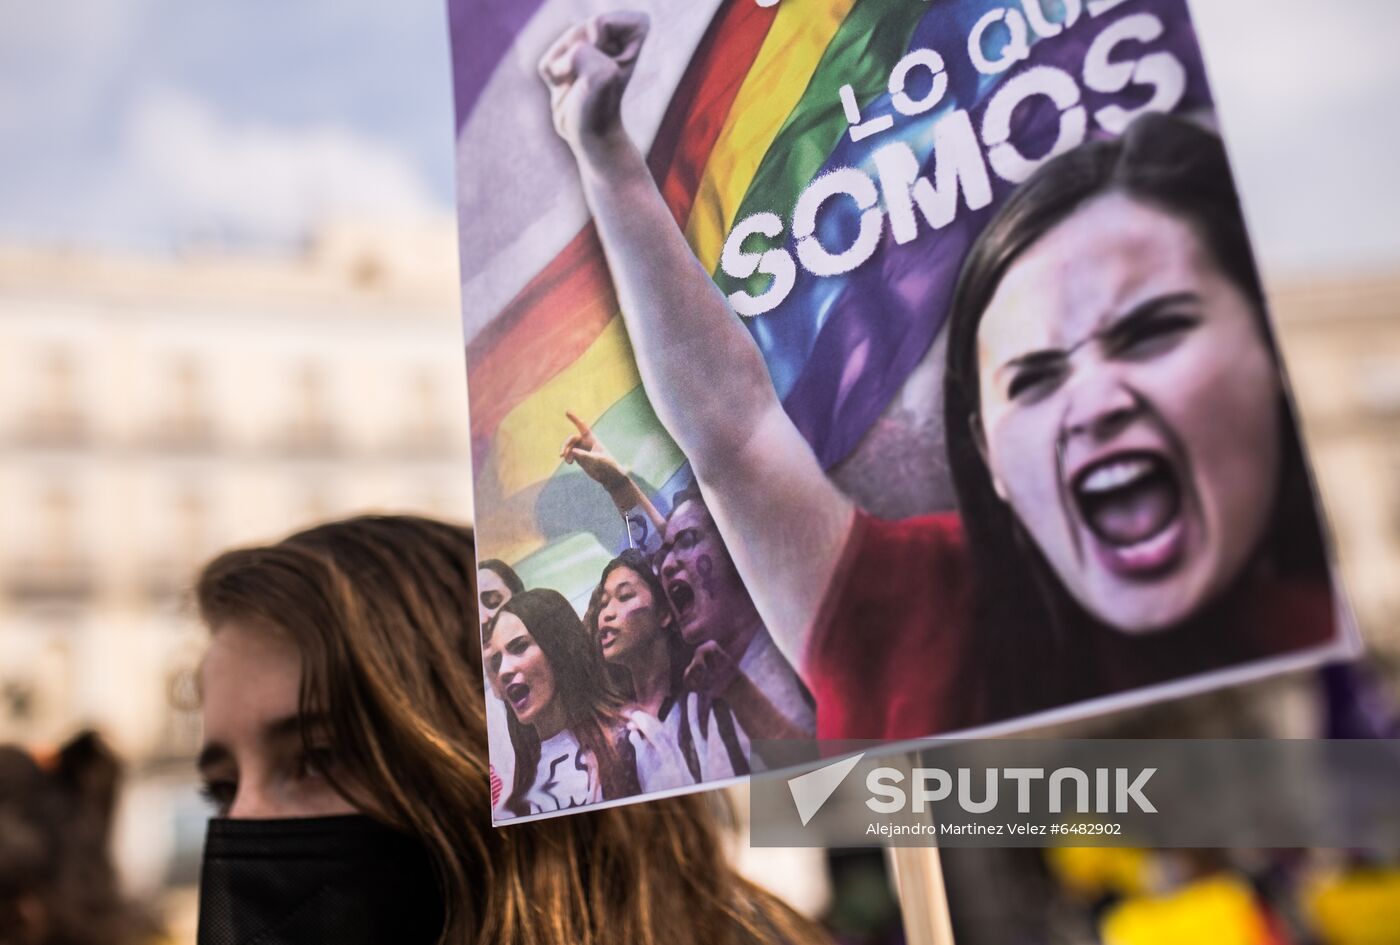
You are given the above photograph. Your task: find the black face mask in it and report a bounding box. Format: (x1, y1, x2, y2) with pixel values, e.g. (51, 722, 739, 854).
(197, 815, 445, 945)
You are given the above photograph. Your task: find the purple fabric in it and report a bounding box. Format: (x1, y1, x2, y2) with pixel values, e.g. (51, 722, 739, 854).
(1321, 663, 1400, 740)
(447, 0, 549, 130)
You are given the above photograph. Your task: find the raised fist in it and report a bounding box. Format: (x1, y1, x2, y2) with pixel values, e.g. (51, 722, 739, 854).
(538, 11, 649, 159)
(684, 640, 741, 698)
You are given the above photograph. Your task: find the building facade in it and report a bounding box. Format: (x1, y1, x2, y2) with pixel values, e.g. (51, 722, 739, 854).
(1271, 276, 1400, 653)
(0, 225, 471, 893)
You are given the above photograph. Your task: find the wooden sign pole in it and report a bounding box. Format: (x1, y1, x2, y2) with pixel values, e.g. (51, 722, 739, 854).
(887, 846, 956, 945)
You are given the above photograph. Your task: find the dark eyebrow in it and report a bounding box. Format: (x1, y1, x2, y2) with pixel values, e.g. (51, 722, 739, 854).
(197, 712, 327, 771)
(996, 347, 1068, 380)
(264, 713, 306, 742)
(275, 712, 331, 742)
(1100, 291, 1203, 345)
(995, 292, 1203, 378)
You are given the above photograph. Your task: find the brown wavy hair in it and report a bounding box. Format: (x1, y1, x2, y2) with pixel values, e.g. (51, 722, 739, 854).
(196, 514, 828, 945)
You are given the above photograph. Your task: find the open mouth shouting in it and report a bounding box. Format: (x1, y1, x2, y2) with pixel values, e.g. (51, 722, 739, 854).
(505, 681, 532, 716)
(598, 625, 618, 653)
(666, 575, 697, 624)
(1071, 450, 1188, 578)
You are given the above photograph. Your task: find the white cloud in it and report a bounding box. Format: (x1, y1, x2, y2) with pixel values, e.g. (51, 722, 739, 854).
(0, 0, 452, 249)
(124, 90, 439, 244)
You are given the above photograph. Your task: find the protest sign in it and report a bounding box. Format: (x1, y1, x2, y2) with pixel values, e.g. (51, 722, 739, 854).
(448, 0, 1357, 823)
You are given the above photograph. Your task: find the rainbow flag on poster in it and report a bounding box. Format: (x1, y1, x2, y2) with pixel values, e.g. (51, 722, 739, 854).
(448, 0, 1211, 606)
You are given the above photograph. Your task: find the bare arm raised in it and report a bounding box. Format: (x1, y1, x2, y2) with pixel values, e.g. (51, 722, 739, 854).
(540, 13, 854, 673)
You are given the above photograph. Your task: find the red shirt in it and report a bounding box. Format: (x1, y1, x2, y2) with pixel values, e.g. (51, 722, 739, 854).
(807, 511, 974, 741)
(807, 511, 1337, 741)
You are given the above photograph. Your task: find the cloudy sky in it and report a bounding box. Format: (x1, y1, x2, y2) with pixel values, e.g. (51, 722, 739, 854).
(0, 0, 1397, 276)
(0, 0, 455, 251)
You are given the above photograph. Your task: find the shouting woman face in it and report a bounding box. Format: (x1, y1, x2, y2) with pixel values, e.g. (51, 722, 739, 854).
(594, 565, 670, 664)
(975, 193, 1281, 633)
(483, 612, 564, 736)
(658, 499, 751, 649)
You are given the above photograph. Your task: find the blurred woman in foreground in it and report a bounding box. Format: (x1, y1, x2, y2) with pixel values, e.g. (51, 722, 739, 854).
(195, 514, 826, 945)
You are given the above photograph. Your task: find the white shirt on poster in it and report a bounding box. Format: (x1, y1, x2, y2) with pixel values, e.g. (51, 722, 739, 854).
(522, 729, 600, 815)
(663, 629, 814, 783)
(514, 710, 691, 816)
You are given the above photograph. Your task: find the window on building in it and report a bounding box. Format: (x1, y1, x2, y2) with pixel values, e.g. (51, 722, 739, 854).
(402, 367, 449, 455)
(159, 355, 214, 449)
(39, 483, 79, 569)
(22, 347, 86, 445)
(280, 361, 339, 454)
(8, 481, 92, 603)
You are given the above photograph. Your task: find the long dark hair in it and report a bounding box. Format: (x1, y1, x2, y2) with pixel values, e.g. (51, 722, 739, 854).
(199, 515, 830, 945)
(478, 558, 525, 595)
(942, 113, 1328, 724)
(584, 548, 691, 699)
(487, 588, 637, 817)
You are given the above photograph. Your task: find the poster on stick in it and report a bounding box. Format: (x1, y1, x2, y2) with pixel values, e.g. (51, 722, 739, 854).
(447, 0, 1359, 824)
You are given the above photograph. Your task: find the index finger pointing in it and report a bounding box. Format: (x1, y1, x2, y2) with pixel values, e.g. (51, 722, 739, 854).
(565, 409, 593, 437)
